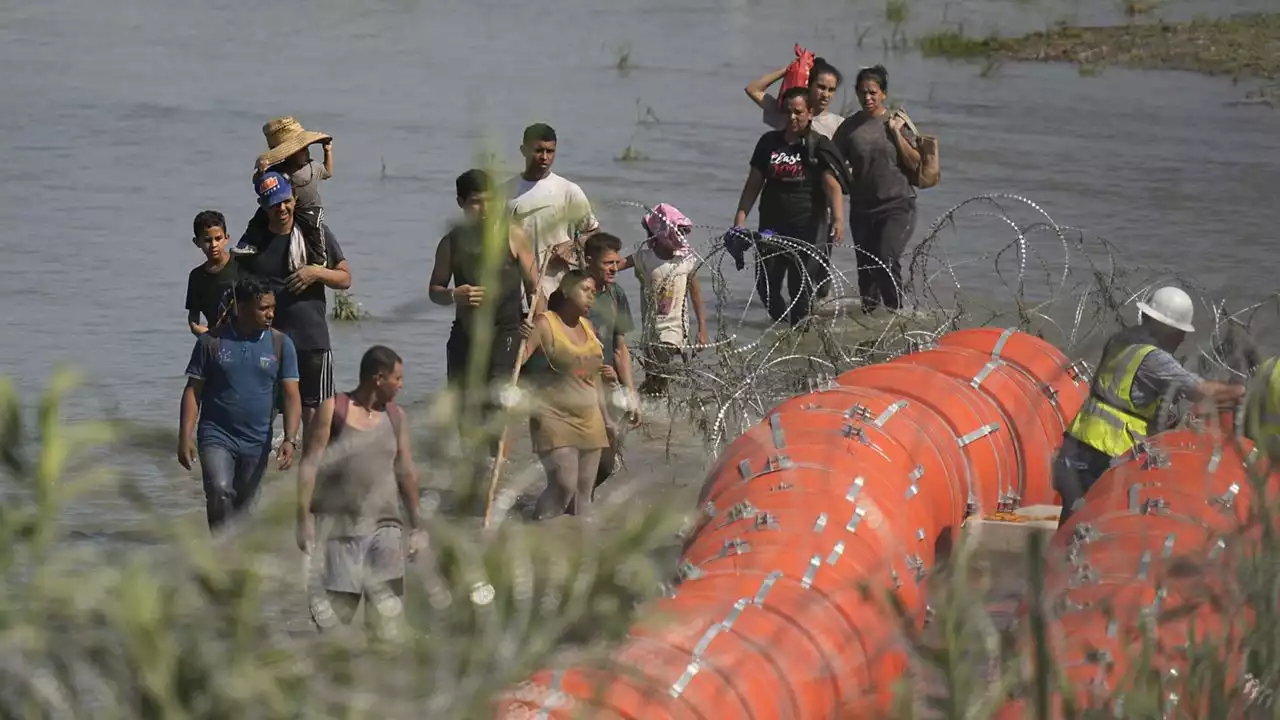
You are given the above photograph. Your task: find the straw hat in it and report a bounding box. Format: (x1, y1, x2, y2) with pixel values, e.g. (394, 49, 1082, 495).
(257, 116, 330, 168)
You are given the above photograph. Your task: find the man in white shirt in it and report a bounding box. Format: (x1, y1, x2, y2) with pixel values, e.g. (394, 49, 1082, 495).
(504, 123, 600, 298)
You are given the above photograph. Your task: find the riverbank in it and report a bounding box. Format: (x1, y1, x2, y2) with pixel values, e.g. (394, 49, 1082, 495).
(920, 13, 1280, 81)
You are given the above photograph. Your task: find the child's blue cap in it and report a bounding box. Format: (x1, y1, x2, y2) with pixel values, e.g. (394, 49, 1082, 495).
(255, 171, 293, 208)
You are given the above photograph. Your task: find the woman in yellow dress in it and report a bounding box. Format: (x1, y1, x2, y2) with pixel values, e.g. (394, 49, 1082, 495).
(519, 270, 616, 518)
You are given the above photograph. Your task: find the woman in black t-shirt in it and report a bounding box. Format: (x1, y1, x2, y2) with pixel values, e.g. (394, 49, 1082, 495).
(732, 86, 847, 327)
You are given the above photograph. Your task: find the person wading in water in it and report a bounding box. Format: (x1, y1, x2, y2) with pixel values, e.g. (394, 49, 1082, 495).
(732, 86, 848, 327)
(179, 278, 301, 531)
(518, 271, 615, 519)
(429, 169, 541, 473)
(236, 172, 352, 452)
(297, 345, 426, 639)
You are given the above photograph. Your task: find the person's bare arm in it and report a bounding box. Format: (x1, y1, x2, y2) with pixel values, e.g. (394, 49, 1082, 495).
(733, 168, 766, 228)
(519, 317, 548, 364)
(822, 170, 846, 244)
(394, 412, 422, 531)
(178, 378, 202, 469)
(890, 119, 922, 174)
(619, 253, 636, 273)
(510, 226, 541, 298)
(688, 274, 709, 345)
(1194, 380, 1247, 406)
(280, 379, 301, 464)
(428, 237, 455, 306)
(296, 397, 333, 549)
(187, 309, 208, 337)
(321, 140, 334, 176)
(315, 259, 351, 290)
(615, 335, 636, 396)
(745, 63, 791, 108)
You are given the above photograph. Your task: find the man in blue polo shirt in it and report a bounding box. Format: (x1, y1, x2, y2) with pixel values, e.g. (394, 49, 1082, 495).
(178, 277, 302, 531)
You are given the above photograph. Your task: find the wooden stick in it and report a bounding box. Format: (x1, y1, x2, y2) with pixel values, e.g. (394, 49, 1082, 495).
(482, 248, 556, 528)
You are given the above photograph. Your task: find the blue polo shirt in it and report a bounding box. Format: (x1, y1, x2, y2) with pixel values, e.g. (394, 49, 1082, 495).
(185, 325, 299, 455)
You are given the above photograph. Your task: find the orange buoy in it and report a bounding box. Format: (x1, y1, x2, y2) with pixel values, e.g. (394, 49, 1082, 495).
(769, 386, 969, 536)
(503, 329, 1080, 720)
(1009, 423, 1262, 717)
(934, 327, 1088, 434)
(836, 363, 1018, 514)
(896, 345, 1066, 506)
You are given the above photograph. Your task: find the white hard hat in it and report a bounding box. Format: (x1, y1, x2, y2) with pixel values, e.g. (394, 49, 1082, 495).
(1136, 286, 1195, 333)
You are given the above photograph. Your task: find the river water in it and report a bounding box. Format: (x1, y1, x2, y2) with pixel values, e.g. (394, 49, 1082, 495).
(1, 0, 1278, 536)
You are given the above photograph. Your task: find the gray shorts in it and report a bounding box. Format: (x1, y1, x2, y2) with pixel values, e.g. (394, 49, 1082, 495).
(321, 526, 405, 595)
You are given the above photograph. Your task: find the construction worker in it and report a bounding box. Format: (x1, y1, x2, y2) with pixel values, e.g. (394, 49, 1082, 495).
(1054, 286, 1245, 526)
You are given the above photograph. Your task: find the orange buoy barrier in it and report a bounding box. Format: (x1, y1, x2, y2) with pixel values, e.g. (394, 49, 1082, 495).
(1001, 422, 1271, 717)
(496, 329, 1085, 720)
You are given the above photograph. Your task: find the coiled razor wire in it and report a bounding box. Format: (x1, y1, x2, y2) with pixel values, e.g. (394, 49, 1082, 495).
(591, 194, 1280, 454)
(367, 191, 1280, 468)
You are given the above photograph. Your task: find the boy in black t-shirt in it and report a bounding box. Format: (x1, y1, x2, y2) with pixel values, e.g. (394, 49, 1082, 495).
(185, 210, 241, 336)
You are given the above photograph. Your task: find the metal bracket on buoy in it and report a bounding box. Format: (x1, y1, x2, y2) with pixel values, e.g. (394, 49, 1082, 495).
(844, 403, 876, 422)
(990, 327, 1016, 359)
(669, 597, 750, 699)
(1070, 522, 1099, 546)
(1136, 550, 1152, 581)
(1209, 537, 1227, 560)
(768, 413, 786, 450)
(846, 476, 865, 502)
(958, 423, 1001, 447)
(675, 560, 704, 583)
(1139, 498, 1169, 515)
(969, 360, 1001, 390)
(906, 466, 924, 499)
(874, 400, 908, 428)
(724, 501, 756, 523)
(1211, 483, 1240, 511)
(842, 424, 871, 445)
(1069, 564, 1098, 588)
(753, 512, 779, 530)
(813, 513, 828, 532)
(1066, 359, 1093, 385)
(845, 506, 868, 533)
(906, 554, 926, 582)
(996, 491, 1021, 513)
(720, 538, 750, 557)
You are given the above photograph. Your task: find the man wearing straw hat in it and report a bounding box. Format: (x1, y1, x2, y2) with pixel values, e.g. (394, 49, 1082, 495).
(1054, 286, 1244, 526)
(254, 116, 335, 262)
(236, 171, 352, 451)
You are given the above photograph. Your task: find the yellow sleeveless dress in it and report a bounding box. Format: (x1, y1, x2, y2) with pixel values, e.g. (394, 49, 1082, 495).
(525, 312, 609, 454)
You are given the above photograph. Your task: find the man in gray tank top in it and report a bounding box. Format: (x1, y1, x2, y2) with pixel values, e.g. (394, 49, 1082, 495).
(296, 345, 427, 638)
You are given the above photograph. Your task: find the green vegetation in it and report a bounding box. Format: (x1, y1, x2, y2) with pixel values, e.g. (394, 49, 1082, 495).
(919, 14, 1280, 79)
(331, 290, 370, 321)
(0, 370, 686, 718)
(919, 30, 1000, 59)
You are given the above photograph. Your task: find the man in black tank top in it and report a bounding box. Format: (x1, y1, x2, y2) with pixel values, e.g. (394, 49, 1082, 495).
(429, 169, 541, 451)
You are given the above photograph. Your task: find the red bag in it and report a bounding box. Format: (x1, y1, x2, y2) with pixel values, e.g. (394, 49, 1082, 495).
(778, 44, 815, 110)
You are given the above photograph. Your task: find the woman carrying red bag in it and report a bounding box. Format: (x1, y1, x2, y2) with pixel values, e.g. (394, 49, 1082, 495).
(744, 44, 845, 139)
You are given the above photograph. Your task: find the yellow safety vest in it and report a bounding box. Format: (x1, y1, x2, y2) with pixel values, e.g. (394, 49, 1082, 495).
(1244, 357, 1280, 459)
(1068, 343, 1159, 457)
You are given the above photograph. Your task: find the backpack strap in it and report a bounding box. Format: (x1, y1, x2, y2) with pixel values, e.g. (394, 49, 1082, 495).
(330, 392, 351, 442)
(270, 329, 285, 381)
(386, 402, 404, 440)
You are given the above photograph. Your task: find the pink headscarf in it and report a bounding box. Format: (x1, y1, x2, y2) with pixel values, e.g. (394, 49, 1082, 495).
(641, 203, 693, 258)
